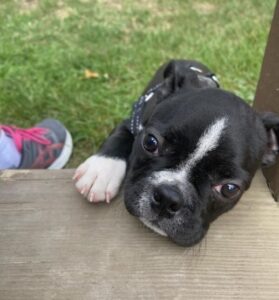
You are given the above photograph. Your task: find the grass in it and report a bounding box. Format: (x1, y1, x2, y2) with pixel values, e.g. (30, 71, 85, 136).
(0, 0, 276, 167)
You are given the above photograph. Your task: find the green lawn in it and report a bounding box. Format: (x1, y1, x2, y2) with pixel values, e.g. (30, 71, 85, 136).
(0, 0, 276, 167)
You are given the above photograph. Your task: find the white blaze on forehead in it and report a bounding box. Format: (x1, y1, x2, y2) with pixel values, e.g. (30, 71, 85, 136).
(184, 117, 228, 174)
(152, 117, 228, 185)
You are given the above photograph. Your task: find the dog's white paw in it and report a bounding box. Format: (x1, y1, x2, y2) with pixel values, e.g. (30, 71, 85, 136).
(73, 155, 127, 203)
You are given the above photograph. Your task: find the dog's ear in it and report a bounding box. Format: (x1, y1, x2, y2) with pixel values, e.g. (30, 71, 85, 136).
(161, 60, 200, 95)
(260, 112, 279, 167)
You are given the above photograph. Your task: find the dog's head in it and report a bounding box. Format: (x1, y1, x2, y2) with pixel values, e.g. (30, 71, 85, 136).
(124, 65, 279, 246)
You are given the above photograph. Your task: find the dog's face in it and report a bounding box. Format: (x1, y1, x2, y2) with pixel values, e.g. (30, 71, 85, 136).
(124, 88, 279, 246)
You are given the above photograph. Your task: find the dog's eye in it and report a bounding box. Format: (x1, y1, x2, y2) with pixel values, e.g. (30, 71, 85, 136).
(221, 183, 240, 198)
(143, 134, 159, 153)
(213, 183, 241, 199)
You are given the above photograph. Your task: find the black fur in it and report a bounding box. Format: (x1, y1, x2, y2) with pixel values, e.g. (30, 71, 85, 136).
(98, 59, 279, 246)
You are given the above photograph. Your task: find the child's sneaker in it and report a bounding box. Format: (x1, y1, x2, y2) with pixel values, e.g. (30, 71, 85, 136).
(0, 119, 73, 169)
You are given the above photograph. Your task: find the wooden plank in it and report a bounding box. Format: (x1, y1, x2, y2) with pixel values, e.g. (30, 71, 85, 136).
(254, 0, 279, 200)
(0, 170, 279, 300)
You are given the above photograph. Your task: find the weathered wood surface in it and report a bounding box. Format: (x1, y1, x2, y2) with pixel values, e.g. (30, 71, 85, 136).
(0, 170, 278, 300)
(254, 0, 279, 200)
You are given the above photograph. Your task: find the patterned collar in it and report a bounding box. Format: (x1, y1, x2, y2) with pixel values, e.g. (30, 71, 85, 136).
(129, 67, 219, 136)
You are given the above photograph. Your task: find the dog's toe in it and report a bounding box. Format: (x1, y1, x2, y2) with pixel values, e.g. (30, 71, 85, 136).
(75, 167, 97, 198)
(73, 161, 89, 181)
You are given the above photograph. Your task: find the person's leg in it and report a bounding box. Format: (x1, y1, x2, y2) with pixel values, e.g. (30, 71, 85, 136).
(0, 129, 21, 169)
(0, 119, 73, 170)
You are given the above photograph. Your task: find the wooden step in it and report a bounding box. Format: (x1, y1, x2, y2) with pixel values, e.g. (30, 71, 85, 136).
(0, 170, 278, 299)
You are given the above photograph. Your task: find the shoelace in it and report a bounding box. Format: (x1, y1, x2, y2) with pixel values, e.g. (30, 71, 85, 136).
(0, 125, 51, 152)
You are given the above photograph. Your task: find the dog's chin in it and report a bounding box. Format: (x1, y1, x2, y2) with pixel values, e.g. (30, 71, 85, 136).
(139, 218, 168, 236)
(140, 217, 207, 246)
(124, 189, 208, 247)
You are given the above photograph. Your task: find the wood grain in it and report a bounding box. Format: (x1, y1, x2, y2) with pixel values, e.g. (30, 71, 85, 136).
(254, 0, 279, 200)
(0, 170, 279, 299)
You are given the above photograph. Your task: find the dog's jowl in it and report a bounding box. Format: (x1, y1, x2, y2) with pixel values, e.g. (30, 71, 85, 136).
(74, 59, 279, 246)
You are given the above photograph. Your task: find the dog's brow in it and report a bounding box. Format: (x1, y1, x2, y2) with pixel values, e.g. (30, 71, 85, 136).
(184, 117, 228, 173)
(151, 117, 228, 186)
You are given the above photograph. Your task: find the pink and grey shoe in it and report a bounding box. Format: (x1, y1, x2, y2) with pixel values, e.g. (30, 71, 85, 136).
(0, 119, 73, 169)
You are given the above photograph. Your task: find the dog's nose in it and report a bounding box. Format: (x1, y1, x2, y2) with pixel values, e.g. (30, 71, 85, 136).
(152, 185, 183, 216)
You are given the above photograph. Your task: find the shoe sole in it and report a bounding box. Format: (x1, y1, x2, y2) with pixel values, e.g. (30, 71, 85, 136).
(48, 129, 73, 169)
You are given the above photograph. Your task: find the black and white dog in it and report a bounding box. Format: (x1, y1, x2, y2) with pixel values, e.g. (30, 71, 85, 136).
(73, 59, 279, 246)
